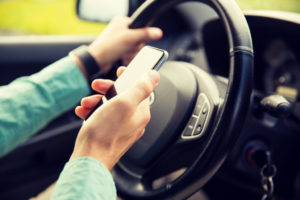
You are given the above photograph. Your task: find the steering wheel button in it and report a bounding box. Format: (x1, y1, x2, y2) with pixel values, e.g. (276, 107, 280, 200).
(182, 126, 193, 137)
(188, 116, 198, 126)
(193, 95, 205, 115)
(197, 113, 208, 129)
(194, 124, 202, 136)
(193, 105, 202, 115)
(202, 104, 208, 114)
(182, 116, 198, 137)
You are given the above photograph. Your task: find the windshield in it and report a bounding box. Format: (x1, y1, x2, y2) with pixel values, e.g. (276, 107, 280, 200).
(0, 0, 299, 36)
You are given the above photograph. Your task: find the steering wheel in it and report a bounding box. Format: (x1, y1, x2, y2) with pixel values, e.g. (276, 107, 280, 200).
(112, 0, 253, 199)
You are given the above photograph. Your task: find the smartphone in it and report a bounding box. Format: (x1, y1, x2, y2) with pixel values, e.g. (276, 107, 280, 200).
(86, 46, 168, 119)
(105, 46, 168, 99)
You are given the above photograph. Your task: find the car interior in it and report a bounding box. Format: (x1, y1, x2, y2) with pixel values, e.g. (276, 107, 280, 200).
(0, 0, 300, 199)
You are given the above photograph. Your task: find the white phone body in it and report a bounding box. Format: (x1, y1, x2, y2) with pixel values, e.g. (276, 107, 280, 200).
(106, 46, 168, 99)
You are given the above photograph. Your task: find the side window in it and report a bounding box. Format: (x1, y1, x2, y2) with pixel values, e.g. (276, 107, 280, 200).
(0, 0, 299, 36)
(0, 0, 104, 35)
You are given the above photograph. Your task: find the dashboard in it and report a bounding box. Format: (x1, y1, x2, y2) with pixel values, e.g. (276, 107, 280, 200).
(206, 14, 300, 200)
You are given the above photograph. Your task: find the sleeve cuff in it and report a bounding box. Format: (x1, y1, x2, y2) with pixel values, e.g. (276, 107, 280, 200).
(29, 56, 90, 113)
(51, 157, 116, 200)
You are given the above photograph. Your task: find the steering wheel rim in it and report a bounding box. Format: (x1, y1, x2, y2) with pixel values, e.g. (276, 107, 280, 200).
(113, 0, 254, 199)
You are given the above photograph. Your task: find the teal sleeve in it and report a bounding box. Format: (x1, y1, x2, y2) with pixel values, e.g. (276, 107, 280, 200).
(0, 56, 90, 157)
(51, 157, 116, 200)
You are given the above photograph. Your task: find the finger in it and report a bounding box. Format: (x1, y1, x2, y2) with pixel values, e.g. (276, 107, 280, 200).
(111, 16, 132, 27)
(91, 79, 114, 94)
(80, 95, 103, 109)
(125, 70, 160, 105)
(129, 27, 163, 44)
(116, 66, 126, 77)
(75, 106, 94, 120)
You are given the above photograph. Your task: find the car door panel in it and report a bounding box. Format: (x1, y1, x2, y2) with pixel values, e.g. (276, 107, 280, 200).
(0, 36, 94, 199)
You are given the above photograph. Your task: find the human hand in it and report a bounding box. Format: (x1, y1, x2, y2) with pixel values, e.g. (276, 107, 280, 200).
(88, 16, 163, 73)
(75, 67, 125, 118)
(71, 69, 160, 171)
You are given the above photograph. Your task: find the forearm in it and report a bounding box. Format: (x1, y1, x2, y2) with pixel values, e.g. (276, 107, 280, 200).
(0, 56, 90, 157)
(51, 157, 116, 200)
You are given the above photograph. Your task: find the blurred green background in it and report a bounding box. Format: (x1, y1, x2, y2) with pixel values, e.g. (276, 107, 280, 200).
(0, 0, 299, 35)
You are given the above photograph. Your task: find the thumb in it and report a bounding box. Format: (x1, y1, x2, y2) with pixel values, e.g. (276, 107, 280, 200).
(125, 70, 160, 106)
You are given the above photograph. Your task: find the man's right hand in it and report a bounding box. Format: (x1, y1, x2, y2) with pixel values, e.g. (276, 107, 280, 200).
(71, 69, 160, 171)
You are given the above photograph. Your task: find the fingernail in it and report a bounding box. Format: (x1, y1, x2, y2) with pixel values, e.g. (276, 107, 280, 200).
(149, 70, 160, 84)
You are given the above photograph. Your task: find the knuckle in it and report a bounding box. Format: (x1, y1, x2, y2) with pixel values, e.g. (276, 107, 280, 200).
(144, 29, 152, 39)
(138, 81, 152, 98)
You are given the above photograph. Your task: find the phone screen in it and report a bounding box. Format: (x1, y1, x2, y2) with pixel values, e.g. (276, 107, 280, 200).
(106, 46, 168, 99)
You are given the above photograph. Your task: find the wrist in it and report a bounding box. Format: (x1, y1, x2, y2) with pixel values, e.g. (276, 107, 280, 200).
(69, 45, 101, 80)
(72, 55, 89, 80)
(70, 148, 116, 171)
(88, 45, 112, 74)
